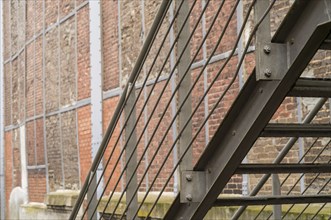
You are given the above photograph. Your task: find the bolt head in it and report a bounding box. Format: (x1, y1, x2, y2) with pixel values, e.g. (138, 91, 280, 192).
(263, 45, 271, 54)
(186, 194, 192, 201)
(186, 174, 192, 182)
(264, 69, 272, 77)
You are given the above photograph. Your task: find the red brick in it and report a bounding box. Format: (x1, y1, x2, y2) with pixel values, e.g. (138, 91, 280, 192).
(28, 169, 47, 202)
(78, 105, 92, 183)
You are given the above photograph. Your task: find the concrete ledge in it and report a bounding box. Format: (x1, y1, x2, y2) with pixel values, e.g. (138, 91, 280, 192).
(98, 193, 331, 220)
(98, 192, 175, 219)
(45, 190, 79, 207)
(19, 191, 331, 220)
(20, 202, 73, 220)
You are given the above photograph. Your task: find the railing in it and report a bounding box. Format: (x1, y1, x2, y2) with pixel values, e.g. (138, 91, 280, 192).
(232, 98, 331, 220)
(70, 0, 330, 219)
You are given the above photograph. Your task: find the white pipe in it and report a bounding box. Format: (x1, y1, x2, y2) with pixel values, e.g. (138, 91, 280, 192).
(236, 0, 249, 196)
(169, 1, 179, 194)
(296, 97, 305, 193)
(0, 0, 6, 218)
(202, 0, 209, 146)
(89, 0, 104, 197)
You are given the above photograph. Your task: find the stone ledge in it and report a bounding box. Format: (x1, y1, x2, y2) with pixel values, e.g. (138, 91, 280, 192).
(45, 190, 79, 207)
(19, 191, 331, 220)
(98, 193, 331, 219)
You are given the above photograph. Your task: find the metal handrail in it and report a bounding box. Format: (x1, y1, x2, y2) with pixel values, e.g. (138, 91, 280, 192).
(80, 1, 185, 218)
(69, 0, 171, 218)
(71, 0, 330, 219)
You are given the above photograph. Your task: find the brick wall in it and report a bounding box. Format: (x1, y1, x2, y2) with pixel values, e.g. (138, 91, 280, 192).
(4, 131, 13, 219)
(3, 0, 84, 209)
(78, 105, 91, 183)
(2, 1, 330, 216)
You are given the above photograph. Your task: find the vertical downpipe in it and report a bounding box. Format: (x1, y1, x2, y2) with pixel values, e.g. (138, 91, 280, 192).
(89, 0, 103, 219)
(201, 0, 209, 146)
(169, 1, 179, 194)
(296, 97, 305, 193)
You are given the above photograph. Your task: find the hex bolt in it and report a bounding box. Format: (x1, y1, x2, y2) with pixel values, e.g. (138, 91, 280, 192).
(264, 69, 272, 77)
(263, 45, 271, 54)
(186, 174, 192, 182)
(186, 194, 193, 201)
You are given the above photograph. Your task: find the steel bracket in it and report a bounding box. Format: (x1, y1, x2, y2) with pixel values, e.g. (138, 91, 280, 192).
(256, 43, 288, 80)
(180, 171, 206, 203)
(254, 0, 288, 81)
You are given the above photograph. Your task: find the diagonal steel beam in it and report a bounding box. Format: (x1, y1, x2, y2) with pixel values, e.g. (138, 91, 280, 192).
(164, 1, 331, 219)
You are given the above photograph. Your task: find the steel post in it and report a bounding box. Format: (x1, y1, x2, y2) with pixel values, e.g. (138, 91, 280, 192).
(124, 83, 139, 220)
(175, 0, 194, 203)
(272, 174, 282, 220)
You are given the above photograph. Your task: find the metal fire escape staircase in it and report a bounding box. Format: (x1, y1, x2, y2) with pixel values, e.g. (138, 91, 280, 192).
(71, 0, 331, 219)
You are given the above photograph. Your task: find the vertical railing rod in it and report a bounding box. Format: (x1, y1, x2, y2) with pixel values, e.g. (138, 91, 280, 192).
(231, 98, 327, 220)
(69, 0, 172, 218)
(176, 0, 193, 176)
(272, 174, 282, 220)
(144, 1, 275, 217)
(124, 82, 139, 220)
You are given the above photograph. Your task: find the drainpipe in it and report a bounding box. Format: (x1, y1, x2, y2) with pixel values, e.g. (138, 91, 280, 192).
(88, 0, 103, 219)
(0, 0, 6, 218)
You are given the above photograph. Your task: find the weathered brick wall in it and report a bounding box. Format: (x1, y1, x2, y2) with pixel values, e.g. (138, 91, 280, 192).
(2, 1, 330, 216)
(78, 105, 91, 183)
(102, 0, 119, 90)
(27, 169, 47, 203)
(3, 0, 84, 209)
(77, 5, 90, 100)
(102, 97, 122, 193)
(4, 132, 13, 219)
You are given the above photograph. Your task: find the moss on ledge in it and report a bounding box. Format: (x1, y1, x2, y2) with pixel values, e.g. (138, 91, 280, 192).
(45, 190, 79, 207)
(98, 193, 331, 220)
(21, 191, 330, 220)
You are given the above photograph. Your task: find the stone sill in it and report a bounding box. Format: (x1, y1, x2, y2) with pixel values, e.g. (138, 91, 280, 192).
(20, 191, 331, 220)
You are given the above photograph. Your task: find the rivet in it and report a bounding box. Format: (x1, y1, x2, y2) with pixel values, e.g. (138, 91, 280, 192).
(263, 45, 271, 54)
(264, 69, 272, 77)
(232, 130, 236, 136)
(186, 174, 192, 182)
(186, 194, 192, 201)
(290, 38, 294, 45)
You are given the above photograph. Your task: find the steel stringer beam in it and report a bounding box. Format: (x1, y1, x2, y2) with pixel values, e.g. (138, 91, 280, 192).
(164, 1, 331, 219)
